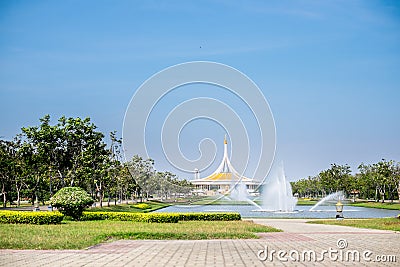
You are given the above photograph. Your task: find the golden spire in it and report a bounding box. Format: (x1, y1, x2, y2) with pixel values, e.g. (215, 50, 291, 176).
(224, 135, 227, 144)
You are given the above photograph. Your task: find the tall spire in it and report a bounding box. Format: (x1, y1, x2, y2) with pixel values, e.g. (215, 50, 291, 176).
(223, 135, 228, 161)
(222, 135, 229, 172)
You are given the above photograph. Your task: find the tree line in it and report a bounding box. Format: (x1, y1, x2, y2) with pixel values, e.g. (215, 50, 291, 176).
(291, 161, 400, 202)
(0, 115, 193, 208)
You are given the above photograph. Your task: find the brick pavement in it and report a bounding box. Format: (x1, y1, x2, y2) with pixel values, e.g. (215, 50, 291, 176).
(1, 219, 399, 266)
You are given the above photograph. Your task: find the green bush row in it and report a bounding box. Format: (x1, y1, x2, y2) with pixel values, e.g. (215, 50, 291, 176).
(81, 212, 179, 223)
(0, 211, 64, 225)
(81, 211, 241, 223)
(176, 212, 241, 221)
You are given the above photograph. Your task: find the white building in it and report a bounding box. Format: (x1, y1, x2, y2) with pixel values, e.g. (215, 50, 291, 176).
(191, 136, 259, 195)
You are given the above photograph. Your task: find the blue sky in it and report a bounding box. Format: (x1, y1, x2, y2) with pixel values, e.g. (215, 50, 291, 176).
(1, 1, 399, 181)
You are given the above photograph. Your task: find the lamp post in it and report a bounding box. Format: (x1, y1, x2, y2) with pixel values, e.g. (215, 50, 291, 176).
(33, 195, 40, 212)
(335, 200, 344, 219)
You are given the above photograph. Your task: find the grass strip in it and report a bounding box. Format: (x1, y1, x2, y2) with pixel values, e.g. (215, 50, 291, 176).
(308, 218, 400, 231)
(296, 200, 318, 206)
(0, 220, 279, 250)
(348, 202, 400, 210)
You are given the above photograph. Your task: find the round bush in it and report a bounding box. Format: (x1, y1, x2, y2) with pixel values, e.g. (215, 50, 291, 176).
(50, 187, 94, 220)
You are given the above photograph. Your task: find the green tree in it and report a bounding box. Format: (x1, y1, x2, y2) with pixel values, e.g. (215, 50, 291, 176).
(0, 140, 14, 207)
(371, 159, 396, 203)
(395, 162, 400, 202)
(127, 155, 155, 202)
(319, 164, 351, 194)
(22, 115, 111, 204)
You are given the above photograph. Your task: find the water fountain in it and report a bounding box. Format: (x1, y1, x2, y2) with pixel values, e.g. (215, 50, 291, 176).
(261, 162, 297, 212)
(309, 191, 344, 211)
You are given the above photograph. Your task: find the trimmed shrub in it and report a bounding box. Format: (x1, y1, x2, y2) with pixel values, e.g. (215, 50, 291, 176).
(50, 187, 94, 220)
(146, 213, 182, 223)
(81, 212, 179, 223)
(176, 212, 241, 221)
(0, 210, 64, 225)
(133, 203, 151, 210)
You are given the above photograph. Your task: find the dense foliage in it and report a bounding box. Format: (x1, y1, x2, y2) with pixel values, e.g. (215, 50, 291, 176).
(50, 187, 94, 220)
(291, 160, 400, 202)
(0, 115, 193, 208)
(0, 210, 64, 224)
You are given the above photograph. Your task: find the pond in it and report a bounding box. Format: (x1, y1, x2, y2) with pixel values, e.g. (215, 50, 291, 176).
(156, 204, 399, 219)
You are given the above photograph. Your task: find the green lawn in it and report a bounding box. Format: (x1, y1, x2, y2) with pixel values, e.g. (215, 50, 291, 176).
(296, 199, 318, 206)
(0, 201, 36, 208)
(0, 220, 279, 250)
(308, 218, 400, 231)
(348, 201, 400, 210)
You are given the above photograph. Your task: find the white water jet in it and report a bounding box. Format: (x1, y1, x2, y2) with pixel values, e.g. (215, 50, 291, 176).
(309, 191, 344, 211)
(261, 162, 297, 211)
(230, 182, 249, 202)
(230, 181, 263, 210)
(246, 199, 263, 210)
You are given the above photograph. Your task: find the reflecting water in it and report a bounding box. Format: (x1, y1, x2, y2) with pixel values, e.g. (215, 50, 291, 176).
(156, 205, 399, 219)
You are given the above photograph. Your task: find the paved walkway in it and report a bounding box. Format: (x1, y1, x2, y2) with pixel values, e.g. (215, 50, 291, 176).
(1, 219, 399, 266)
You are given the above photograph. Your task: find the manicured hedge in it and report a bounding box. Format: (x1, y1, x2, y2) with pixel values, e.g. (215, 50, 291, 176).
(176, 212, 241, 221)
(81, 212, 179, 223)
(81, 211, 241, 223)
(0, 211, 64, 225)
